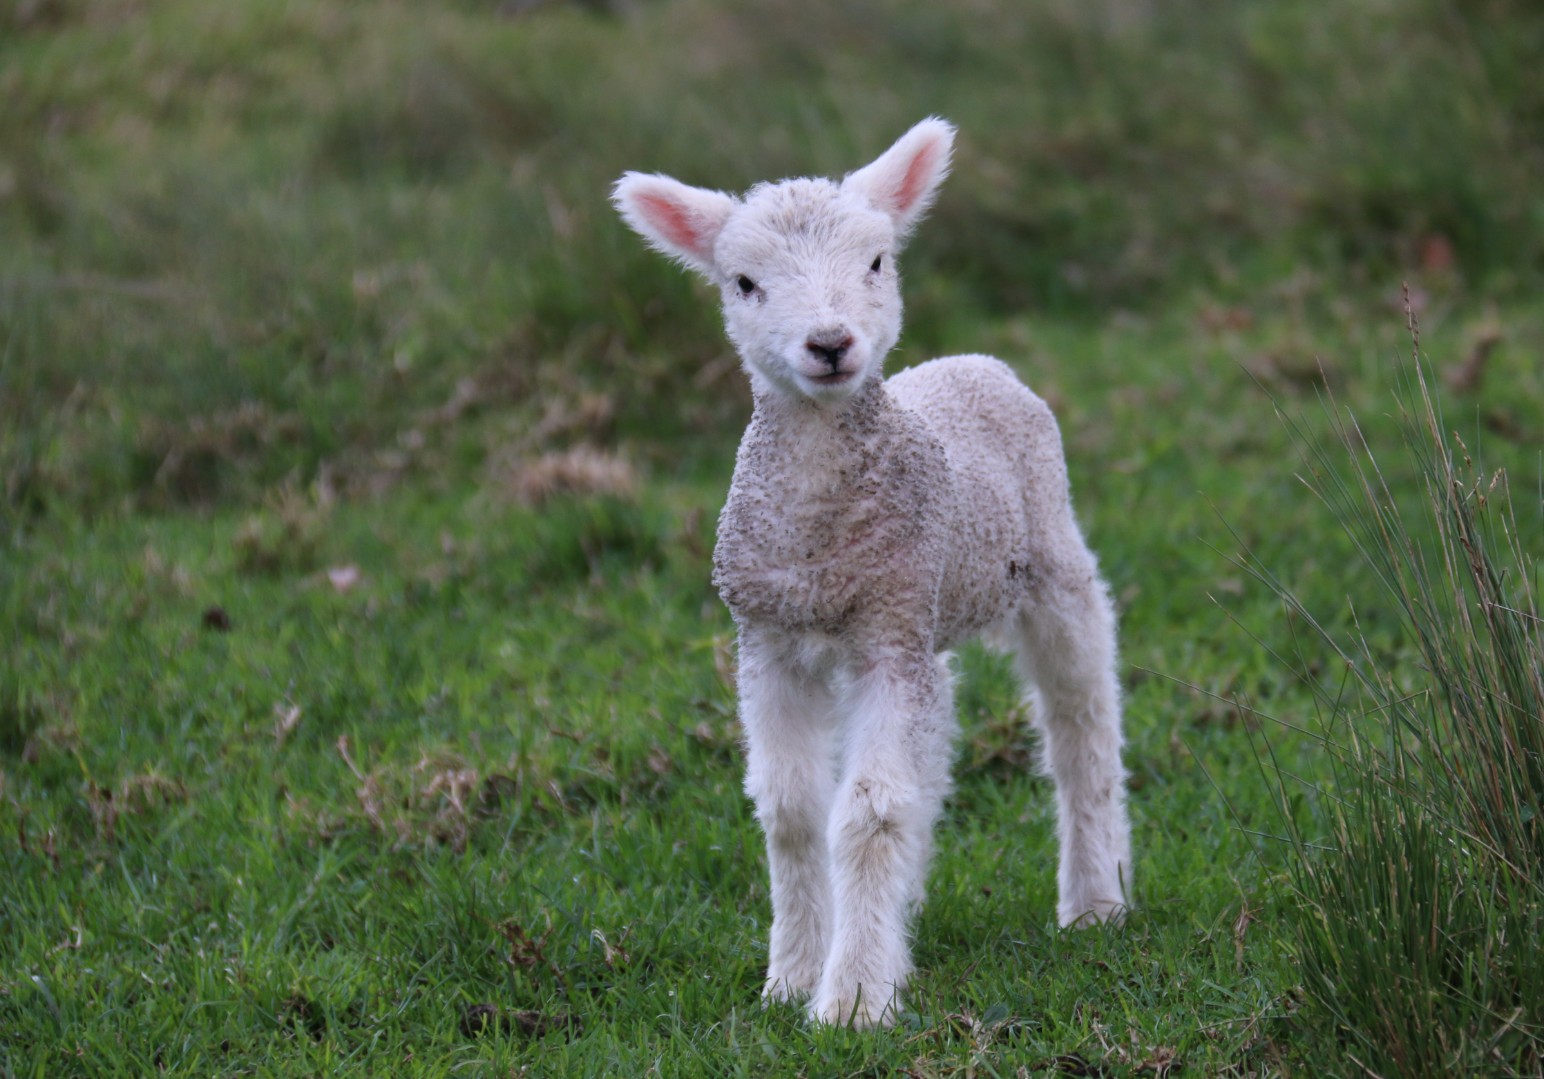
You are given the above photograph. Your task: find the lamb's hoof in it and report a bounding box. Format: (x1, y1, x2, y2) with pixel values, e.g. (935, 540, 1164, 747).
(761, 974, 816, 1006)
(809, 988, 898, 1029)
(1059, 897, 1129, 929)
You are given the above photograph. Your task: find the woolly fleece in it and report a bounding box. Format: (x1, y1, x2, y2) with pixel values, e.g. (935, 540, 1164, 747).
(613, 118, 1131, 1030)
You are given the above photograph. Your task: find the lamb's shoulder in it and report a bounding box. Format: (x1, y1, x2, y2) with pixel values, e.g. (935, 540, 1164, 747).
(886, 354, 1060, 460)
(886, 351, 1072, 540)
(886, 354, 1080, 645)
(712, 401, 951, 636)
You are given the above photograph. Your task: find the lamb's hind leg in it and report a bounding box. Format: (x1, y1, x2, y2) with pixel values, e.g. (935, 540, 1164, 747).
(739, 641, 840, 1002)
(1017, 562, 1132, 927)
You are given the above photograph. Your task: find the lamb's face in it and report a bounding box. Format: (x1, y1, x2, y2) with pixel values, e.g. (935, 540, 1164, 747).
(612, 117, 955, 406)
(714, 181, 901, 403)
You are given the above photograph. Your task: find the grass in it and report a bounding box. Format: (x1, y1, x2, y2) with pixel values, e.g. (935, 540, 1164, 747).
(1241, 304, 1544, 1075)
(1, 476, 1302, 1075)
(2, 0, 1542, 1074)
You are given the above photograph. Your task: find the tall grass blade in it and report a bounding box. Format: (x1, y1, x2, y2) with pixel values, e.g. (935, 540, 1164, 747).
(1248, 297, 1543, 1076)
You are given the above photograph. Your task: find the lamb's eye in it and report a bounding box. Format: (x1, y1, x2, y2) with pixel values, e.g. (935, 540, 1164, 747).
(870, 255, 883, 273)
(736, 275, 757, 295)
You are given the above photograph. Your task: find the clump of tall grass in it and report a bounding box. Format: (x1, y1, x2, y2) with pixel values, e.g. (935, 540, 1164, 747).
(1248, 295, 1543, 1076)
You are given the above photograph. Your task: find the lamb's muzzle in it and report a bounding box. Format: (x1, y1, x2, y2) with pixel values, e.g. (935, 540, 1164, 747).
(806, 330, 854, 364)
(612, 116, 1133, 1030)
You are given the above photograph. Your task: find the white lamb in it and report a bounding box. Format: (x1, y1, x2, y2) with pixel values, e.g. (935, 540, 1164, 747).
(612, 118, 1131, 1029)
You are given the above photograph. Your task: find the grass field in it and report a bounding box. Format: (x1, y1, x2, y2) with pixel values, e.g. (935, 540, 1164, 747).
(3, 1, 1542, 1075)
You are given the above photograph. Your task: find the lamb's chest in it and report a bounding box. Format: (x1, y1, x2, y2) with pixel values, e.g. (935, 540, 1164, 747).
(711, 485, 933, 634)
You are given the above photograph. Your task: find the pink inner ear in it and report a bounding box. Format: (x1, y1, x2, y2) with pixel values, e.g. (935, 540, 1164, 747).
(893, 141, 941, 215)
(638, 193, 704, 257)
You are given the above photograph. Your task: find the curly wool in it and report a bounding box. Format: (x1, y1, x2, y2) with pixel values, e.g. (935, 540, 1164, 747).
(714, 354, 1093, 644)
(613, 117, 1132, 1030)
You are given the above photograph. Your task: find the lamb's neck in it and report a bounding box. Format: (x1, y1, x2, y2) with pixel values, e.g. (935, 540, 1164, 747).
(747, 376, 894, 451)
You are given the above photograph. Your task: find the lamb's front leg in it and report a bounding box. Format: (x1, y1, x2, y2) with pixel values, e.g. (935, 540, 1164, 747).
(739, 644, 840, 1003)
(813, 656, 955, 1028)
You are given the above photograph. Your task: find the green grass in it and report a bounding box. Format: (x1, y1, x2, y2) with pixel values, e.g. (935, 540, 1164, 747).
(1241, 328, 1544, 1075)
(2, 0, 1543, 1074)
(0, 475, 1303, 1075)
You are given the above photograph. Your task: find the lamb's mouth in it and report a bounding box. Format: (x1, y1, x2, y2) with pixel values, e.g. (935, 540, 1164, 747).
(809, 370, 856, 385)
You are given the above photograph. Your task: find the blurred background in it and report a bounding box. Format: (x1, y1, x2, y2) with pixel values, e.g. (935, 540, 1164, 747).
(2, 0, 1540, 521)
(4, 4, 1544, 1071)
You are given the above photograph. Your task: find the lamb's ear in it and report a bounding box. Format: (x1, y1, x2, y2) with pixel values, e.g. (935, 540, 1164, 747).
(611, 172, 736, 277)
(842, 117, 955, 240)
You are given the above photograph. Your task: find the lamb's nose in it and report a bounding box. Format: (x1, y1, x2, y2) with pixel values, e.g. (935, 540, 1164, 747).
(806, 332, 854, 369)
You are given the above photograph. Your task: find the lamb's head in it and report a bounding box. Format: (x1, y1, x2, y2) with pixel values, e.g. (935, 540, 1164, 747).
(613, 118, 954, 404)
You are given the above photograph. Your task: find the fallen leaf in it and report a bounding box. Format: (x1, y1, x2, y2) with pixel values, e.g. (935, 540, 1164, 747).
(1138, 1045, 1180, 1075)
(274, 703, 303, 745)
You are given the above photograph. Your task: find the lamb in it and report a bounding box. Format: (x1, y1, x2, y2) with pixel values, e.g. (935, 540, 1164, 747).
(612, 117, 1132, 1029)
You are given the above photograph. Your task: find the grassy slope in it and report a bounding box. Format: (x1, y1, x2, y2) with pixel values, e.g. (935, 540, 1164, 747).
(2, 0, 1542, 1075)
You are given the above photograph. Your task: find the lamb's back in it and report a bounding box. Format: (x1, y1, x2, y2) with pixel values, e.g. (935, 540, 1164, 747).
(885, 355, 1064, 489)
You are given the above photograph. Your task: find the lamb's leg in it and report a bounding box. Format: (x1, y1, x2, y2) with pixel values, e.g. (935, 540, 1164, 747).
(812, 656, 955, 1028)
(1017, 569, 1132, 927)
(739, 646, 840, 1002)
